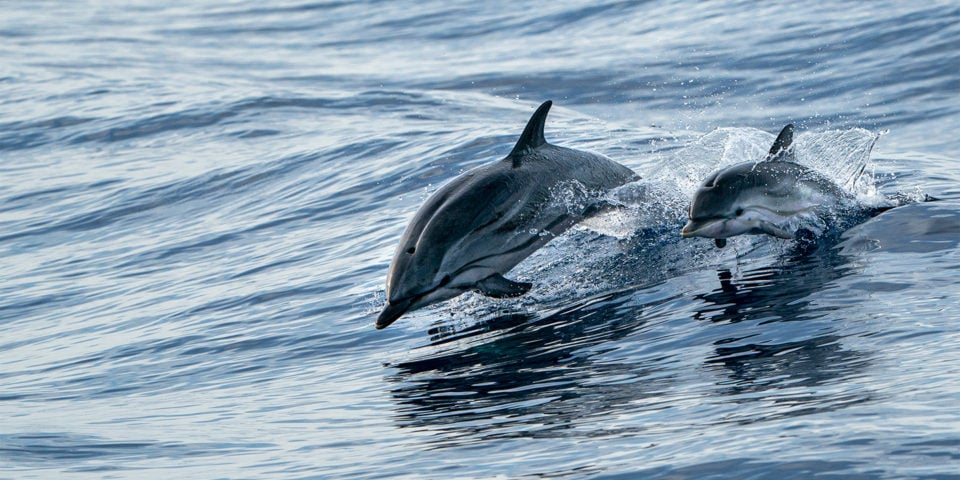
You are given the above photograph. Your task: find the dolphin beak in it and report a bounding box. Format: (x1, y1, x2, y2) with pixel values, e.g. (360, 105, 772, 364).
(375, 297, 415, 329)
(681, 219, 711, 238)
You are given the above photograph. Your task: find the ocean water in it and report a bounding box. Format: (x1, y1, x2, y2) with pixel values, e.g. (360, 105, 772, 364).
(2, 1, 960, 479)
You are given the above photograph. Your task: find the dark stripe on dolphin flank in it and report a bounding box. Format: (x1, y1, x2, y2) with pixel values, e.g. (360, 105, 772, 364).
(458, 213, 576, 274)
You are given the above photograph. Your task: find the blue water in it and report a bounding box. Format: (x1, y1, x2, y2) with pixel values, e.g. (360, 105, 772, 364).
(2, 1, 960, 478)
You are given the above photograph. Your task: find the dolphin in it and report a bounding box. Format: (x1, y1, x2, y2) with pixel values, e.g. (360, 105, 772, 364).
(376, 100, 638, 329)
(681, 124, 856, 248)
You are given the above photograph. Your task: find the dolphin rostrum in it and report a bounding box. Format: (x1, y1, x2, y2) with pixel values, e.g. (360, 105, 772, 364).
(376, 100, 638, 329)
(681, 124, 855, 248)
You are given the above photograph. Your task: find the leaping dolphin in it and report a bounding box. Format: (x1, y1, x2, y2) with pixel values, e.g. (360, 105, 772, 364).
(681, 124, 856, 248)
(376, 101, 638, 329)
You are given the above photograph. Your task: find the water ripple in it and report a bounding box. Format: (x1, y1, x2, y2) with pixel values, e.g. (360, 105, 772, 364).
(2, 1, 960, 478)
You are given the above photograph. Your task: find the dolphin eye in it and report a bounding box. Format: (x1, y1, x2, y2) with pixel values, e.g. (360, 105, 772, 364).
(406, 247, 416, 254)
(735, 208, 744, 217)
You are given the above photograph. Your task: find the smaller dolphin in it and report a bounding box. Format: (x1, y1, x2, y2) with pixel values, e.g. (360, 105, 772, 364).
(377, 101, 638, 329)
(681, 124, 855, 248)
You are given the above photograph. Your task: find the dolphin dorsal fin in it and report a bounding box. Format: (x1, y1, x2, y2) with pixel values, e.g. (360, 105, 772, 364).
(508, 100, 552, 167)
(766, 124, 794, 162)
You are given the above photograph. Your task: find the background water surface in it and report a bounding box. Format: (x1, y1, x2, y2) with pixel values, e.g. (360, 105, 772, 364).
(2, 1, 960, 479)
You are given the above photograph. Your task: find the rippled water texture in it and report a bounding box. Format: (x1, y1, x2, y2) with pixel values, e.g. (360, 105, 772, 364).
(2, 1, 960, 479)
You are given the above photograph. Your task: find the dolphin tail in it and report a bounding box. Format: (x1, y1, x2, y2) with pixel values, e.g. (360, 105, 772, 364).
(508, 100, 552, 165)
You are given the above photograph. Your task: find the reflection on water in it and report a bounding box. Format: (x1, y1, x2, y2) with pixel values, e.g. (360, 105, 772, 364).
(388, 291, 670, 445)
(698, 243, 874, 419)
(387, 236, 877, 445)
(694, 240, 858, 325)
(708, 334, 872, 418)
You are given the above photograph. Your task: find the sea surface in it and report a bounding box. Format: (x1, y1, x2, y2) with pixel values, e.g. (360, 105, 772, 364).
(2, 1, 960, 479)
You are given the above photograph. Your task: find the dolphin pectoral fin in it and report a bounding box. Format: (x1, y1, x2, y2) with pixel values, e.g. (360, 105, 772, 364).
(476, 274, 532, 298)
